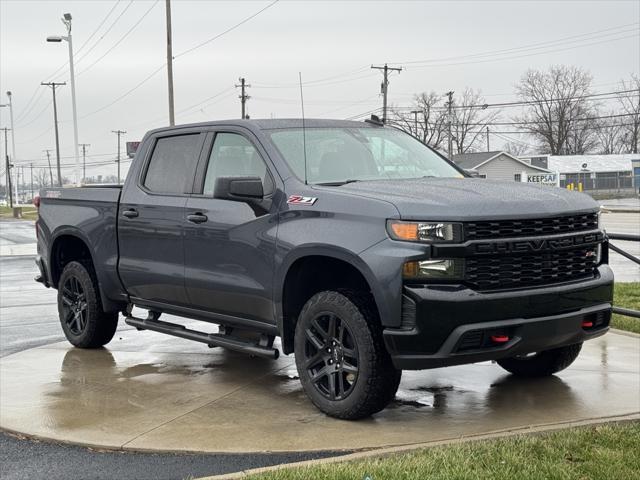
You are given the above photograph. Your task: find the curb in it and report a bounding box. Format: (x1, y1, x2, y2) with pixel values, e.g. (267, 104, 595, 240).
(196, 413, 640, 479)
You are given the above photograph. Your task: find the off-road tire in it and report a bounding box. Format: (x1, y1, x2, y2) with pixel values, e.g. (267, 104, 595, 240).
(497, 343, 583, 377)
(294, 290, 401, 420)
(57, 261, 118, 348)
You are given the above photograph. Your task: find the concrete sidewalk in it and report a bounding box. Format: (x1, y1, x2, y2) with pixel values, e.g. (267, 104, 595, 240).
(1, 328, 638, 454)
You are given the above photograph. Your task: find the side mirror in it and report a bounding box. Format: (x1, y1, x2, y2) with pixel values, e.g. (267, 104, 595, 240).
(214, 176, 264, 201)
(464, 169, 481, 178)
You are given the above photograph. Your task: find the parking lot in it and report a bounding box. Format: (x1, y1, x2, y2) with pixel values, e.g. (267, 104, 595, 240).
(0, 212, 639, 478)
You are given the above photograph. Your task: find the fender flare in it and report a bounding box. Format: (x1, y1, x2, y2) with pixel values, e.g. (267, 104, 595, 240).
(274, 244, 389, 340)
(48, 227, 119, 312)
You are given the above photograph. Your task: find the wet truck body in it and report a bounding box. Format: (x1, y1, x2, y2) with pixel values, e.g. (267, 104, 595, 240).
(35, 119, 613, 419)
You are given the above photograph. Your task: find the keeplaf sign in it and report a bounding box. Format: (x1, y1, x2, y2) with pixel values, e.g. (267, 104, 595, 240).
(522, 172, 560, 187)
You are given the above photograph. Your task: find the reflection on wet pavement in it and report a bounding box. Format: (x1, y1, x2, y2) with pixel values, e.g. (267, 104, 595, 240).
(1, 328, 638, 453)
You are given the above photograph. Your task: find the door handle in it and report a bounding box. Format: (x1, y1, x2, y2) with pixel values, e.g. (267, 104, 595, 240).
(122, 209, 139, 219)
(187, 213, 208, 224)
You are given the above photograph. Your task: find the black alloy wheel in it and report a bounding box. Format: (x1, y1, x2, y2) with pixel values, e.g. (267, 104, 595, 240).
(303, 312, 359, 401)
(61, 274, 89, 336)
(57, 261, 119, 348)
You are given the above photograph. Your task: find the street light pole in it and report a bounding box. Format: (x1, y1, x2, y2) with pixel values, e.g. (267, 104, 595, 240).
(6, 92, 18, 203)
(1, 127, 13, 208)
(47, 13, 80, 186)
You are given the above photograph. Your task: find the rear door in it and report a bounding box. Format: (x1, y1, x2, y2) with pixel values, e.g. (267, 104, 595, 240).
(118, 130, 206, 307)
(183, 129, 280, 325)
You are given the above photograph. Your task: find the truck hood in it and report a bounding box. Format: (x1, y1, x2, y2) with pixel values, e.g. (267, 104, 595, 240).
(328, 178, 598, 220)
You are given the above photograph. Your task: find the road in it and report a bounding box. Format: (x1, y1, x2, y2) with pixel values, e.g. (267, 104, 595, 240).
(600, 212, 640, 282)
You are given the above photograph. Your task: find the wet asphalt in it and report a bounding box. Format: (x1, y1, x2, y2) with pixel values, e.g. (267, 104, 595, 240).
(0, 226, 343, 480)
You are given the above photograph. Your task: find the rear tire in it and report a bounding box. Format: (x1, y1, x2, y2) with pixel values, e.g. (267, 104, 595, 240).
(57, 261, 118, 348)
(294, 290, 401, 420)
(497, 343, 583, 377)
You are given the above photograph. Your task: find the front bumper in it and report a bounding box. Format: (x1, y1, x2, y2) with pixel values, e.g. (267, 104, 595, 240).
(383, 265, 614, 370)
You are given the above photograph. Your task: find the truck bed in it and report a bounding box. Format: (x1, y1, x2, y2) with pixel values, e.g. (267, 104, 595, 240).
(37, 186, 125, 311)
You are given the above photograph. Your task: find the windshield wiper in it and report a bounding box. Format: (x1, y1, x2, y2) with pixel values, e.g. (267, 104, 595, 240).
(316, 179, 361, 186)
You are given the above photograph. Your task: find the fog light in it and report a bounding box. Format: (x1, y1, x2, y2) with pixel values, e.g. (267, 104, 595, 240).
(403, 258, 464, 280)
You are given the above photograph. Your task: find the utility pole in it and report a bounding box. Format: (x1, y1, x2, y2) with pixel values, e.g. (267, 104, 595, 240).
(445, 91, 454, 160)
(1, 127, 13, 207)
(371, 64, 402, 124)
(41, 82, 65, 186)
(165, 0, 175, 125)
(30, 163, 34, 199)
(79, 143, 90, 184)
(486, 126, 490, 152)
(410, 110, 420, 139)
(235, 77, 251, 119)
(112, 130, 126, 184)
(43, 150, 54, 186)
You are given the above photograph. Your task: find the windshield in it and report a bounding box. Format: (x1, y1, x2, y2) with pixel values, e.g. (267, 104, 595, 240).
(266, 127, 463, 184)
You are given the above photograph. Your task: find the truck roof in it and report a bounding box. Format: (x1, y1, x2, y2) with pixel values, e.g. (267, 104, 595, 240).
(146, 118, 380, 136)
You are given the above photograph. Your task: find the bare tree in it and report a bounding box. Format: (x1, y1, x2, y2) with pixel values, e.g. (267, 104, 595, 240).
(594, 115, 625, 154)
(502, 140, 530, 157)
(515, 65, 599, 154)
(564, 103, 600, 154)
(617, 74, 640, 153)
(33, 168, 50, 188)
(451, 88, 500, 154)
(390, 92, 447, 150)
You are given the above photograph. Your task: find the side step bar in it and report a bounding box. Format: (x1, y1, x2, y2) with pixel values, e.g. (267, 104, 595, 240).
(124, 312, 279, 360)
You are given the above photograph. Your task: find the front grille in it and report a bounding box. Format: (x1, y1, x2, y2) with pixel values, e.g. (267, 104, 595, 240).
(465, 247, 598, 291)
(465, 212, 598, 240)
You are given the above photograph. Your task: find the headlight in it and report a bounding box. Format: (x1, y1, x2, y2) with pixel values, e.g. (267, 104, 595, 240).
(387, 220, 463, 243)
(403, 259, 465, 280)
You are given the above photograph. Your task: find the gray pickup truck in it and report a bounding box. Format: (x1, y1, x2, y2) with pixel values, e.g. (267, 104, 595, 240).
(34, 118, 613, 419)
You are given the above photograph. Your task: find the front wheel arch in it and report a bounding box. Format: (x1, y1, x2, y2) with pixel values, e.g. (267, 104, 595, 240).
(278, 252, 382, 355)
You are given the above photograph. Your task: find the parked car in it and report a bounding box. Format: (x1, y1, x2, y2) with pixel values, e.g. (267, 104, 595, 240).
(34, 119, 613, 419)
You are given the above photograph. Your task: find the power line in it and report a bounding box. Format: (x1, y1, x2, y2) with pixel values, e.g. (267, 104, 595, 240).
(13, 0, 127, 124)
(76, 1, 160, 77)
(47, 0, 126, 81)
(72, 1, 136, 68)
(391, 23, 639, 66)
(174, 0, 280, 59)
(396, 33, 638, 70)
(77, 1, 280, 120)
(392, 89, 639, 112)
(251, 66, 371, 89)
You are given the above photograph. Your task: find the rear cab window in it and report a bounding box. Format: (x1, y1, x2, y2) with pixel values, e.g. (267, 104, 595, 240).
(143, 134, 203, 194)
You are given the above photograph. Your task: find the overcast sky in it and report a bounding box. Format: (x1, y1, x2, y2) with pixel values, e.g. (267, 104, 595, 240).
(1, 0, 639, 181)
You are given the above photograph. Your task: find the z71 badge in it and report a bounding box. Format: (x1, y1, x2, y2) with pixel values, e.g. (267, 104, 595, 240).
(287, 195, 318, 205)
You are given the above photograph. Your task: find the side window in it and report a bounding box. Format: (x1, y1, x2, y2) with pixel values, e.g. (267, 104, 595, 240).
(143, 134, 201, 194)
(203, 133, 274, 196)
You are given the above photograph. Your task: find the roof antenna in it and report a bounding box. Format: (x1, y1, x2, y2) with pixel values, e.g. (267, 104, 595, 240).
(299, 72, 308, 185)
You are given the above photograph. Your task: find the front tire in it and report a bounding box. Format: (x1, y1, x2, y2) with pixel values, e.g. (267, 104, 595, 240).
(294, 290, 401, 420)
(57, 261, 118, 348)
(497, 343, 583, 377)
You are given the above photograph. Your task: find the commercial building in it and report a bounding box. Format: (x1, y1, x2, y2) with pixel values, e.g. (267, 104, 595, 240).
(521, 154, 638, 194)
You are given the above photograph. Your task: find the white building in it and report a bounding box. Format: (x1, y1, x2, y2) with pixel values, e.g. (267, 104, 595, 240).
(453, 151, 550, 181)
(520, 154, 638, 192)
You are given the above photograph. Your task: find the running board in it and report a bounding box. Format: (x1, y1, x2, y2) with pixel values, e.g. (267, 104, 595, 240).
(124, 313, 279, 360)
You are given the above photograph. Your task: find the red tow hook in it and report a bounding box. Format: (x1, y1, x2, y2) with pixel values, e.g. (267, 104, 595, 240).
(490, 335, 510, 344)
(582, 321, 594, 328)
